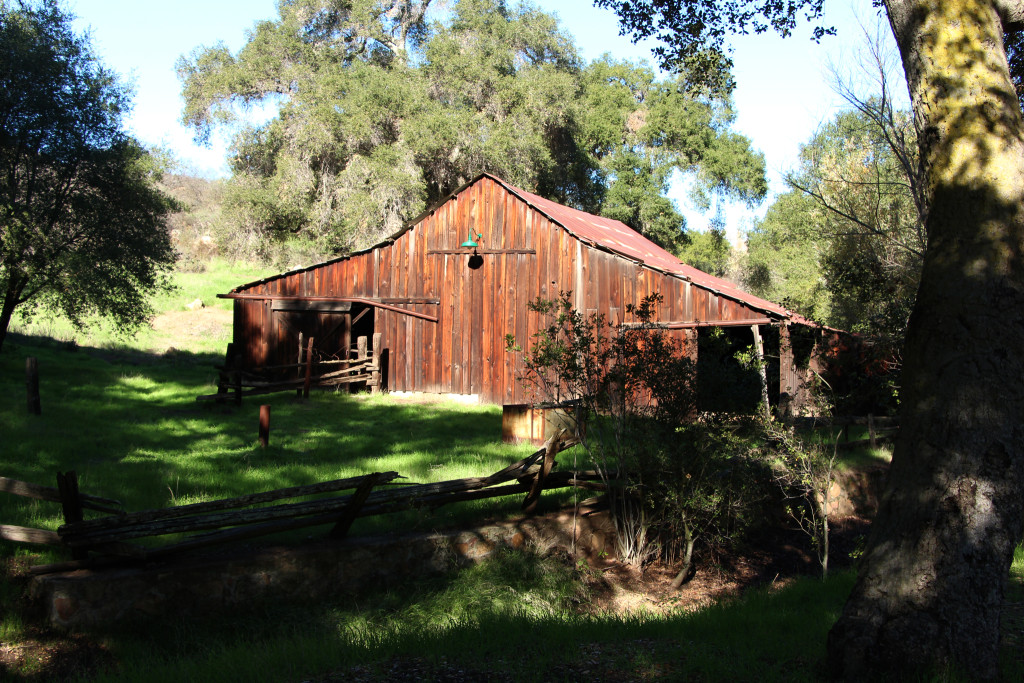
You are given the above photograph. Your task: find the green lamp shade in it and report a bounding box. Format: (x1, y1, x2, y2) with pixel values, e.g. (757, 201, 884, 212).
(461, 230, 482, 248)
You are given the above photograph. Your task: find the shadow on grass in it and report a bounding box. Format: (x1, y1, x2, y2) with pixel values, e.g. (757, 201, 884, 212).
(67, 550, 857, 683)
(1, 333, 542, 560)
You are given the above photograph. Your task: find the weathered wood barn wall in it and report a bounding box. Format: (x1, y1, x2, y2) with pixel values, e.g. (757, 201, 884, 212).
(223, 174, 817, 406)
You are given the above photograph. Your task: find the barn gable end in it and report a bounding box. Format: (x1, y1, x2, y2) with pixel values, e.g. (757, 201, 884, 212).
(222, 174, 808, 406)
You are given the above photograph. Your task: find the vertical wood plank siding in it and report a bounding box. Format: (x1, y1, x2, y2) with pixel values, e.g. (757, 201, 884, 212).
(231, 176, 778, 404)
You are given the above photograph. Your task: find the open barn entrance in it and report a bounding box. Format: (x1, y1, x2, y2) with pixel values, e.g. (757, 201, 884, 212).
(696, 326, 769, 414)
(273, 300, 375, 370)
(278, 301, 380, 394)
(272, 300, 351, 368)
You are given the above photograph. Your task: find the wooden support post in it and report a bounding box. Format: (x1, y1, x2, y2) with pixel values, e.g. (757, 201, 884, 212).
(685, 329, 698, 416)
(303, 336, 314, 399)
(330, 473, 381, 539)
(778, 323, 796, 421)
(26, 356, 41, 415)
(258, 405, 271, 448)
(868, 414, 877, 449)
(296, 332, 305, 397)
(355, 335, 367, 394)
(371, 332, 382, 393)
(57, 471, 87, 560)
(751, 325, 769, 418)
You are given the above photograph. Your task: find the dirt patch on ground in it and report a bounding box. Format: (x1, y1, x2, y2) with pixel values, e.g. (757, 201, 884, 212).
(150, 307, 232, 353)
(575, 516, 871, 618)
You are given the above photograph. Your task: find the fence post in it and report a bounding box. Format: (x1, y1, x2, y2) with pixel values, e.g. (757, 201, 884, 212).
(371, 333, 382, 394)
(258, 405, 271, 448)
(216, 344, 234, 404)
(296, 332, 305, 397)
(57, 471, 87, 560)
(26, 357, 41, 415)
(522, 433, 561, 514)
(330, 473, 381, 539)
(303, 337, 314, 399)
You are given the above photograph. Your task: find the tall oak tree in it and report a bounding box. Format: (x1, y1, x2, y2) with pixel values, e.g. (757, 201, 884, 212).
(178, 0, 766, 258)
(0, 0, 175, 353)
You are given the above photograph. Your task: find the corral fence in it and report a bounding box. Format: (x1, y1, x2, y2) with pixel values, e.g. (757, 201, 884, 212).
(197, 332, 383, 404)
(1, 435, 605, 576)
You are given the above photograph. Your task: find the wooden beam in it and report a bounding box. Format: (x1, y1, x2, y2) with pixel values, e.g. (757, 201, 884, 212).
(272, 300, 351, 313)
(426, 249, 536, 255)
(220, 295, 439, 322)
(620, 317, 775, 330)
(222, 294, 439, 305)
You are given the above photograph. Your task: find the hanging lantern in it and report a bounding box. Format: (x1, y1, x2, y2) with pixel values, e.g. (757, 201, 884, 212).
(461, 229, 482, 248)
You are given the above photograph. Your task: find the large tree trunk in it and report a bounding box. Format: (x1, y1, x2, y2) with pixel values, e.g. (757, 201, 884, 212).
(827, 0, 1024, 679)
(0, 279, 22, 354)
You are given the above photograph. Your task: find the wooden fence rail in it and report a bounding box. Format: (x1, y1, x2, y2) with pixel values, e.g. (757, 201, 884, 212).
(3, 434, 595, 575)
(197, 333, 383, 403)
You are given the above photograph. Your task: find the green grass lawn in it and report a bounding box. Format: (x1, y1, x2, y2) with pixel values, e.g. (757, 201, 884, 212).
(2, 261, 1019, 682)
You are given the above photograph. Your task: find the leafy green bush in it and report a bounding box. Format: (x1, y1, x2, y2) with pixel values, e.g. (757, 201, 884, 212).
(510, 293, 775, 577)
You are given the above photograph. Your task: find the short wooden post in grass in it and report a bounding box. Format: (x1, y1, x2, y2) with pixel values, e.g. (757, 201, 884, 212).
(258, 404, 271, 448)
(355, 335, 367, 394)
(868, 414, 876, 449)
(56, 471, 87, 560)
(303, 336, 314, 399)
(26, 356, 41, 415)
(216, 343, 235, 404)
(370, 333, 382, 394)
(296, 332, 305, 397)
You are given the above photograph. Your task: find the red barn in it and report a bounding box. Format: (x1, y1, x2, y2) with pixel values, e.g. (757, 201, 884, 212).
(221, 173, 819, 410)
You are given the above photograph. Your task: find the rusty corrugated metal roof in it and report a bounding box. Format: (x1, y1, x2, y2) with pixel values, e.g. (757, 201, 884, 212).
(488, 175, 796, 321)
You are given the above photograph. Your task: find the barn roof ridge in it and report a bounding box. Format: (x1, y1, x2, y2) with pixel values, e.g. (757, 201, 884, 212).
(225, 173, 811, 325)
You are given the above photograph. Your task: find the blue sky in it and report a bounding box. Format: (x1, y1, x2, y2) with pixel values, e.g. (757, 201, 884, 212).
(67, 0, 897, 240)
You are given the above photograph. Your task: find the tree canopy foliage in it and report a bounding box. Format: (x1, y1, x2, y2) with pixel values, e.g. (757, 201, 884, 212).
(178, 0, 766, 259)
(0, 0, 175, 353)
(745, 105, 924, 342)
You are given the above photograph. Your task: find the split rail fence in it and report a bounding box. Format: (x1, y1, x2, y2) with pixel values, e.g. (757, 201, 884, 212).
(197, 332, 383, 404)
(1, 435, 603, 575)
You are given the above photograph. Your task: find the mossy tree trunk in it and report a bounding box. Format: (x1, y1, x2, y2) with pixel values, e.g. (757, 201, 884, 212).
(828, 0, 1024, 678)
